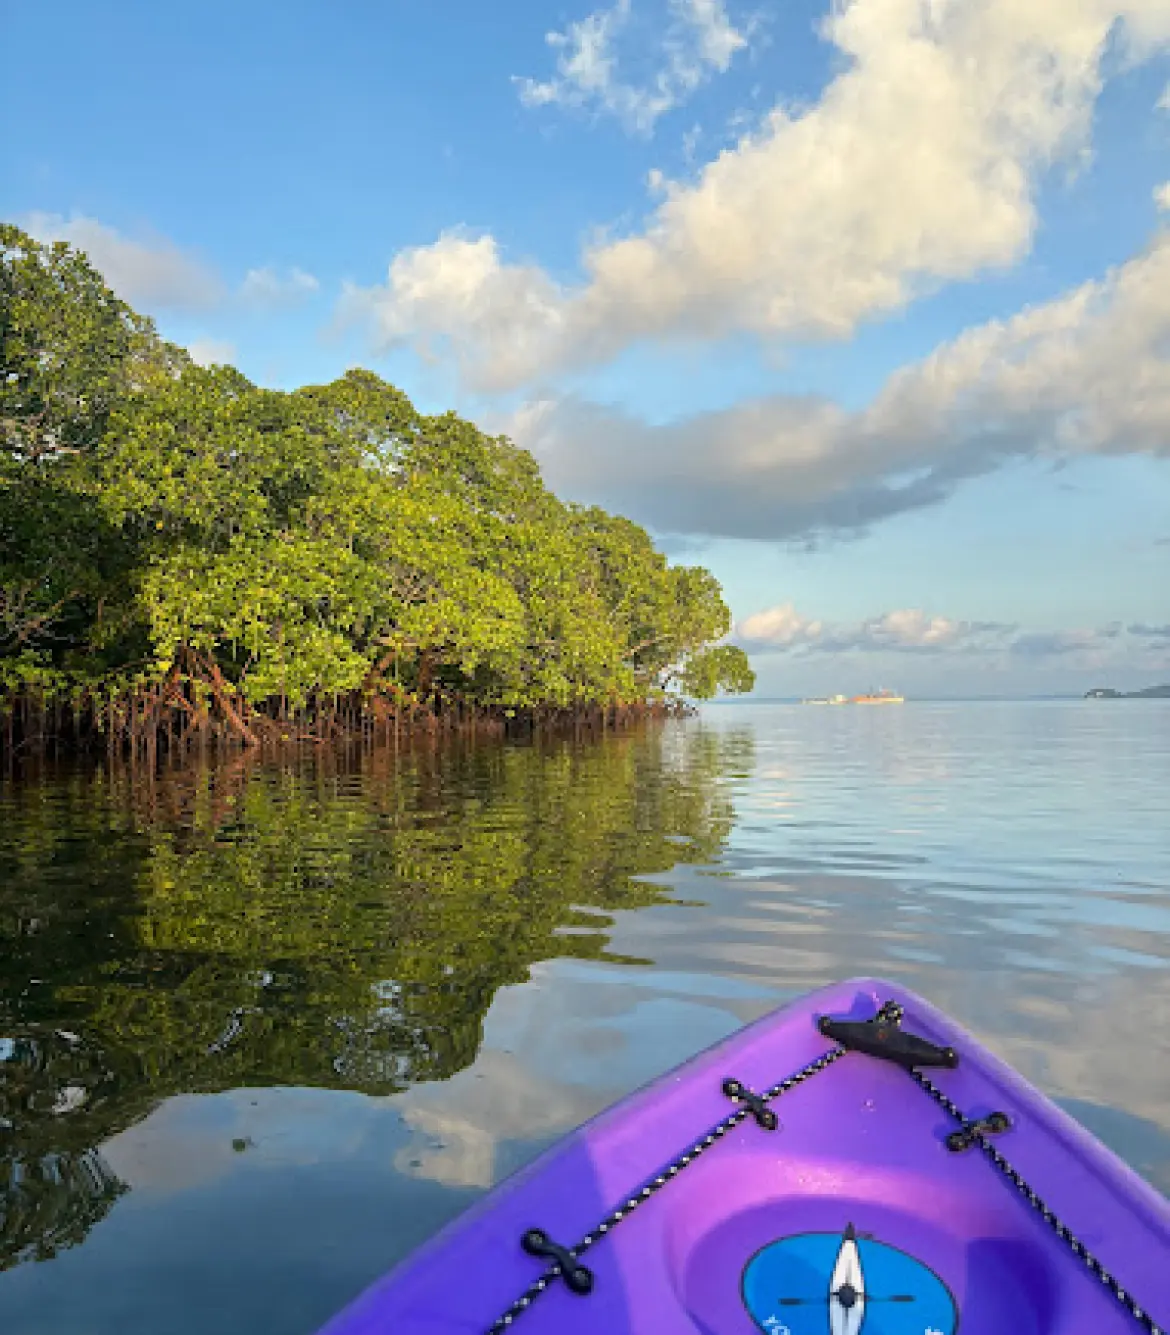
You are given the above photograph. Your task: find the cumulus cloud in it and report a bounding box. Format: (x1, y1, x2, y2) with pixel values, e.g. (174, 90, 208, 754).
(1155, 181, 1170, 211)
(186, 338, 238, 367)
(239, 265, 320, 309)
(335, 232, 564, 382)
(499, 230, 1170, 539)
(351, 0, 1170, 390)
(736, 603, 1015, 654)
(735, 603, 825, 649)
(514, 0, 749, 136)
(841, 610, 1016, 653)
(20, 211, 222, 310)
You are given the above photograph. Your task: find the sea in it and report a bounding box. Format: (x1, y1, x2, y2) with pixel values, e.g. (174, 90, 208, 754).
(0, 699, 1167, 1333)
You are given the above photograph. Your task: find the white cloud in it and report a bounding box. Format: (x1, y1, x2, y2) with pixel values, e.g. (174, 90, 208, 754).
(187, 338, 238, 367)
(686, 0, 751, 65)
(498, 230, 1170, 539)
(516, 0, 628, 113)
(20, 212, 222, 310)
(514, 0, 748, 136)
(736, 604, 1014, 654)
(850, 609, 1013, 652)
(239, 265, 320, 309)
(736, 603, 825, 649)
(1155, 180, 1170, 211)
(353, 0, 1170, 391)
(336, 231, 565, 384)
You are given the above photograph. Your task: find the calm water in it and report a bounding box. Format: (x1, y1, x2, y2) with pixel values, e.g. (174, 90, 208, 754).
(1, 702, 1168, 1333)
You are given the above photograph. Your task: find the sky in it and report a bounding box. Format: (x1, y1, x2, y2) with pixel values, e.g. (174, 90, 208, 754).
(3, 0, 1168, 698)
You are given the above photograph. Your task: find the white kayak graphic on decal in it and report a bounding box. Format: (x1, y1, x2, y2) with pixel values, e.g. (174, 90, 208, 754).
(828, 1224, 865, 1335)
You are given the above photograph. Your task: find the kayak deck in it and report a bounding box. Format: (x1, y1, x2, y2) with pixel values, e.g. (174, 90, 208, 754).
(319, 977, 1170, 1334)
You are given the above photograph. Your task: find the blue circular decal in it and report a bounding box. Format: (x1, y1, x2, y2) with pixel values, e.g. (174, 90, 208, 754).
(741, 1224, 958, 1335)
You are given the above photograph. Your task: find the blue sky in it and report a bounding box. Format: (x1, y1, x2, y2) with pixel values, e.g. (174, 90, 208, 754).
(4, 0, 1169, 696)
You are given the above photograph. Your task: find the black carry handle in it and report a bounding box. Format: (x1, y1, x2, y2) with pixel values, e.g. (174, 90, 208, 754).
(818, 1013, 958, 1070)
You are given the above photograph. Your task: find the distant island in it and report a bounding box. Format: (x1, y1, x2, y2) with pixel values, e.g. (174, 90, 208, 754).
(1084, 684, 1170, 699)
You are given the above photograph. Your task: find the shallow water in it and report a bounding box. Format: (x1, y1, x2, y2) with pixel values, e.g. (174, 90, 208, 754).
(0, 701, 1167, 1334)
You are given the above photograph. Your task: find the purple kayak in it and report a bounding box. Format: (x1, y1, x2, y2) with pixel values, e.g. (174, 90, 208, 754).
(318, 978, 1169, 1334)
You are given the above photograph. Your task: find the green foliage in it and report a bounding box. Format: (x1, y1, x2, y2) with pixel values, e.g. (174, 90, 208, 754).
(0, 223, 753, 725)
(678, 644, 756, 699)
(1, 222, 146, 467)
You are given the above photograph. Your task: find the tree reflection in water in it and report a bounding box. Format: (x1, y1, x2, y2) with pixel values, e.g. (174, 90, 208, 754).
(0, 724, 750, 1271)
(1, 1030, 129, 1269)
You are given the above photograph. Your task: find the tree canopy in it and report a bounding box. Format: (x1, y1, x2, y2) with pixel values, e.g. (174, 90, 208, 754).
(1, 223, 753, 748)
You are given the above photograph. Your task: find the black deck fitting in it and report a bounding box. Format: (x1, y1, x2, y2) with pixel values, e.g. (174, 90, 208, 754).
(520, 1228, 594, 1295)
(818, 1012, 959, 1070)
(946, 1111, 1011, 1152)
(722, 1077, 780, 1130)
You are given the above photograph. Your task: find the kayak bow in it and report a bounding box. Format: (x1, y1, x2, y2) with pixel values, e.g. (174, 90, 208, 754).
(318, 977, 1170, 1335)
